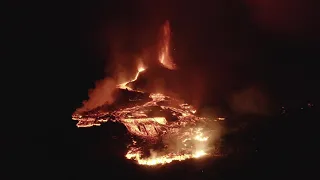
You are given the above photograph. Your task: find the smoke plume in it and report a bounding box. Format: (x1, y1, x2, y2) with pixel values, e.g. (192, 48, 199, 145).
(76, 77, 117, 112)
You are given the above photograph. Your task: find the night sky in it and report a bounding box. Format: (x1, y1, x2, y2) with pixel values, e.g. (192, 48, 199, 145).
(7, 0, 319, 178)
(56, 0, 319, 109)
(9, 0, 317, 105)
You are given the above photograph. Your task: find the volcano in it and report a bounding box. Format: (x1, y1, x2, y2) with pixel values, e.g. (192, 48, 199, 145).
(72, 20, 224, 166)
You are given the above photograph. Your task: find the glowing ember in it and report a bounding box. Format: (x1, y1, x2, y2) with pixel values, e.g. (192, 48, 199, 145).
(158, 20, 176, 70)
(72, 20, 223, 166)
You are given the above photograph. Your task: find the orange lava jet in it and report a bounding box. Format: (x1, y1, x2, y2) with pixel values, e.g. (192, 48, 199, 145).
(158, 20, 176, 70)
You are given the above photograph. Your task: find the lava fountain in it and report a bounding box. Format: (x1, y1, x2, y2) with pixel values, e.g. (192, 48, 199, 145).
(158, 20, 176, 70)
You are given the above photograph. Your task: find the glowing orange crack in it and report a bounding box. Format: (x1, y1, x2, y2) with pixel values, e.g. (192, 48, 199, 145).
(117, 66, 146, 90)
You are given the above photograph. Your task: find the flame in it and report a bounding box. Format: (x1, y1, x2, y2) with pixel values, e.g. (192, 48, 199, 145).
(194, 129, 209, 142)
(159, 20, 176, 70)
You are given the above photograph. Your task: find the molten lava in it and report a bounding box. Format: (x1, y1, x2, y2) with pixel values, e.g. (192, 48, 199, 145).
(73, 87, 222, 165)
(117, 64, 146, 90)
(72, 20, 223, 166)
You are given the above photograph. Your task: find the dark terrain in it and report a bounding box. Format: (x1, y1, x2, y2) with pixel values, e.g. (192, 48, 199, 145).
(21, 101, 316, 180)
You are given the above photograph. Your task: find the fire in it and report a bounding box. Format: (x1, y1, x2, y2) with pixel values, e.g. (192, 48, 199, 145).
(159, 20, 176, 70)
(194, 129, 209, 142)
(72, 20, 223, 166)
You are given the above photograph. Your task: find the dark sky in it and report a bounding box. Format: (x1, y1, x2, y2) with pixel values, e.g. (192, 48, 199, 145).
(7, 0, 319, 115)
(60, 0, 318, 108)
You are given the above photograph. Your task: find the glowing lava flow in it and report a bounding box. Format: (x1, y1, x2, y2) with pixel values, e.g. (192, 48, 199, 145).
(117, 66, 146, 90)
(126, 149, 207, 166)
(72, 92, 221, 166)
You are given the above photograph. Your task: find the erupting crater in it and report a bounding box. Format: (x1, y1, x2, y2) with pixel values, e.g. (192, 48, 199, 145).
(72, 21, 224, 166)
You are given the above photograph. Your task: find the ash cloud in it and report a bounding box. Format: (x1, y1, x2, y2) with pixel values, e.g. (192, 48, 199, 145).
(76, 77, 117, 112)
